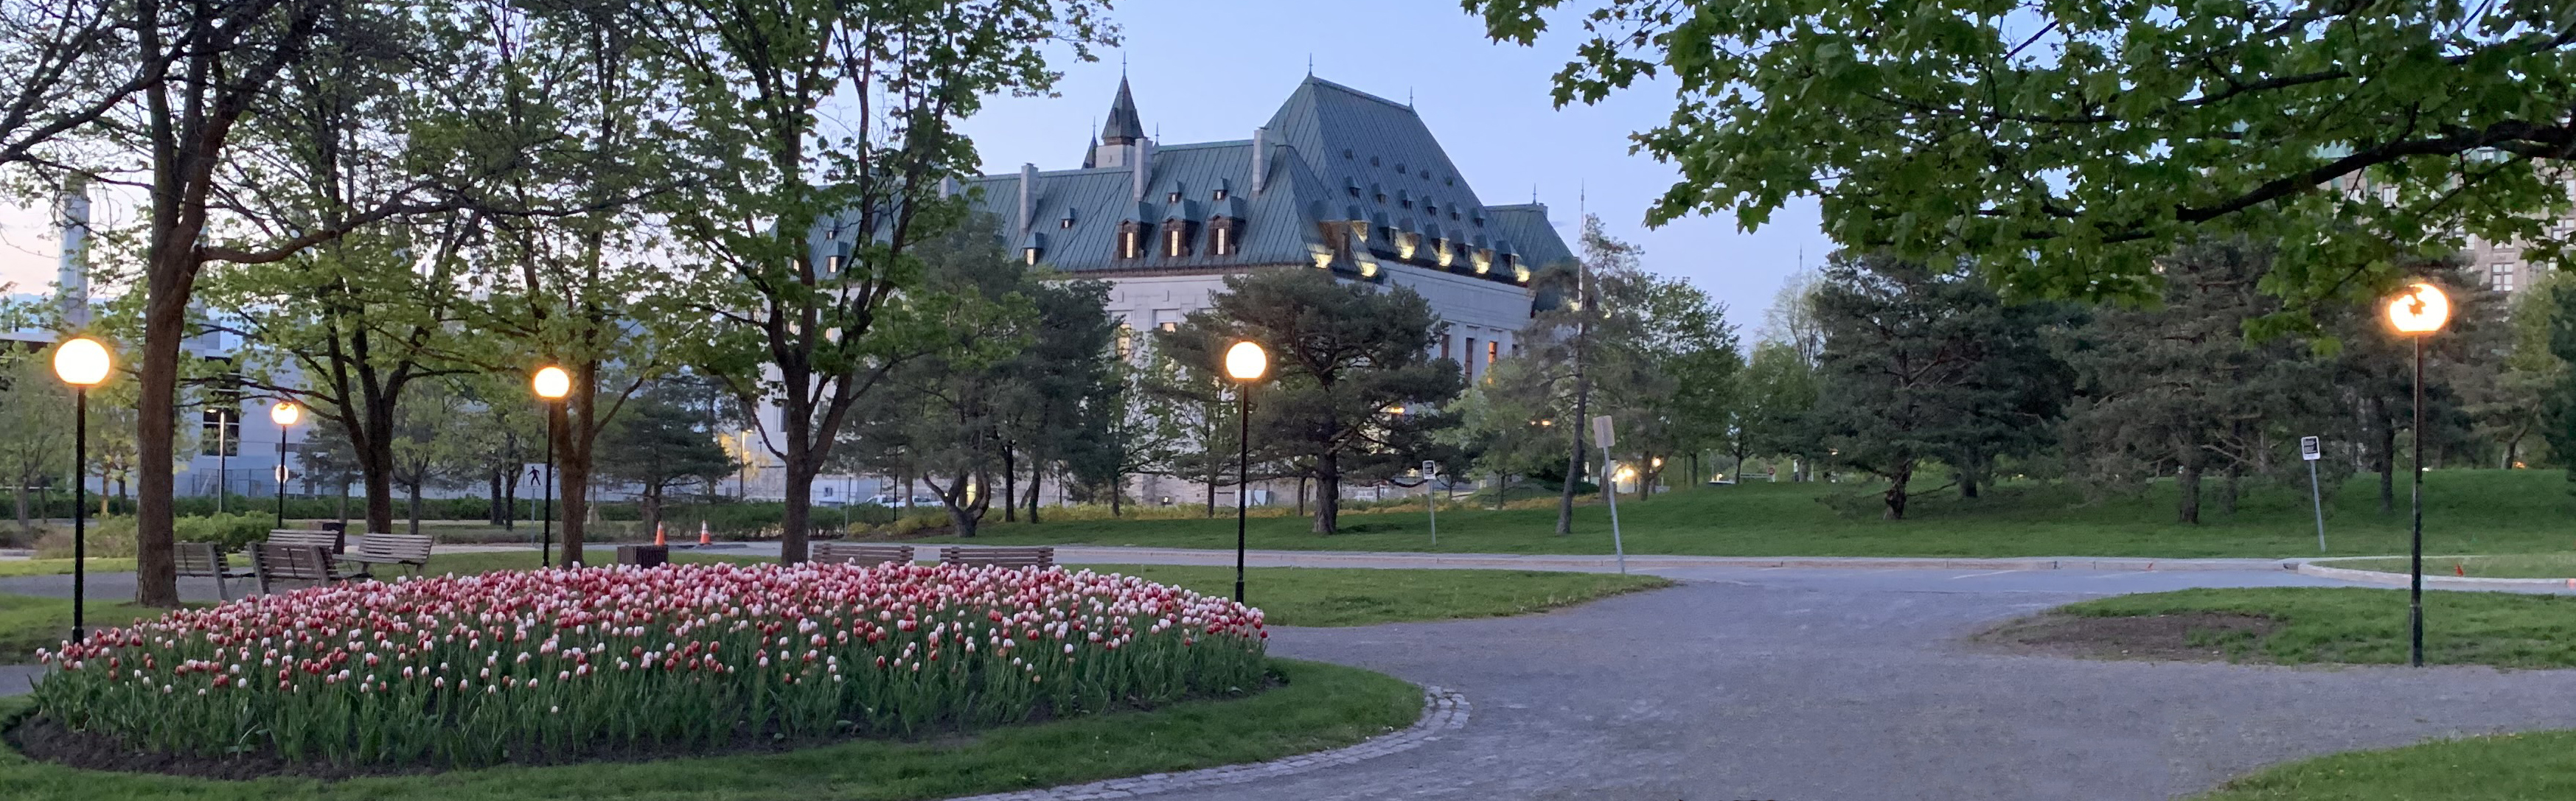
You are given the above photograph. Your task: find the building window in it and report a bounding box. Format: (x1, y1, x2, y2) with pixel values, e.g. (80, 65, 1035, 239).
(1059, 214, 1076, 229)
(1210, 219, 1239, 256)
(1161, 220, 1193, 257)
(1118, 223, 1144, 259)
(1167, 191, 1181, 203)
(1487, 340, 1500, 371)
(1115, 324, 1135, 359)
(1441, 335, 1452, 360)
(201, 408, 240, 457)
(1159, 321, 1177, 332)
(1023, 247, 1040, 265)
(1213, 188, 1228, 200)
(1464, 337, 1478, 381)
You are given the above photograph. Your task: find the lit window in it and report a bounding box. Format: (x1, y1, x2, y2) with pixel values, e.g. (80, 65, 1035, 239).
(1115, 324, 1135, 359)
(1213, 188, 1228, 200)
(1167, 191, 1181, 203)
(1023, 247, 1040, 265)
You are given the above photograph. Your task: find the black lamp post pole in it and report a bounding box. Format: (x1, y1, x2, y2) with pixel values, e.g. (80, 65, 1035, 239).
(1233, 388, 1250, 604)
(2409, 335, 2426, 667)
(72, 387, 87, 643)
(274, 420, 290, 530)
(542, 402, 558, 568)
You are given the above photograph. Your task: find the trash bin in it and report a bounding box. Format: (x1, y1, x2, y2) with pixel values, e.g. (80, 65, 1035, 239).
(616, 545, 669, 568)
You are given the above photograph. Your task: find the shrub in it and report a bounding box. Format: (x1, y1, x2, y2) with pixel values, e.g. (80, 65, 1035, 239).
(175, 513, 274, 550)
(32, 563, 1267, 769)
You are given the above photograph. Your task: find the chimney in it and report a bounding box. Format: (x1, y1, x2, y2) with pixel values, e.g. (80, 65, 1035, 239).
(1251, 127, 1268, 196)
(939, 176, 958, 198)
(1132, 139, 1153, 202)
(1017, 163, 1037, 238)
(55, 175, 89, 326)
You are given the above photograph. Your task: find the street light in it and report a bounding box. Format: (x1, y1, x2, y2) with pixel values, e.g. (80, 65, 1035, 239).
(1222, 340, 1268, 604)
(533, 366, 571, 568)
(2385, 281, 2449, 667)
(52, 337, 111, 643)
(269, 401, 301, 530)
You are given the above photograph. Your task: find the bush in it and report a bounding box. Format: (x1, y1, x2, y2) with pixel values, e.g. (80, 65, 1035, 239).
(174, 512, 274, 550)
(34, 563, 1268, 769)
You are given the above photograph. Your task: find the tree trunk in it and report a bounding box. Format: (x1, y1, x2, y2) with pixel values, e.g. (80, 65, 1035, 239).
(405, 480, 423, 536)
(554, 363, 601, 567)
(2176, 462, 2202, 525)
(1026, 465, 1042, 524)
(134, 246, 192, 608)
(1110, 472, 1121, 517)
(1312, 452, 1341, 534)
(641, 485, 662, 542)
(1959, 465, 1980, 500)
(1297, 476, 1307, 516)
(488, 469, 505, 525)
(13, 484, 28, 541)
(2220, 466, 2241, 515)
(1000, 447, 1017, 523)
(2374, 396, 2397, 515)
(941, 473, 981, 538)
(357, 422, 398, 536)
(1881, 460, 1912, 520)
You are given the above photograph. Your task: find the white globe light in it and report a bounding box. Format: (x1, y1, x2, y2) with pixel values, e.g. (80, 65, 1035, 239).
(1224, 340, 1268, 382)
(532, 366, 572, 400)
(52, 337, 111, 387)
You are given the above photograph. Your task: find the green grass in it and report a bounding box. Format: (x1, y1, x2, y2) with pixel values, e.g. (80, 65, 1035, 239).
(0, 596, 175, 663)
(0, 559, 136, 578)
(908, 469, 2576, 559)
(2324, 553, 2576, 579)
(2192, 730, 2576, 800)
(2058, 587, 2576, 668)
(0, 658, 1418, 800)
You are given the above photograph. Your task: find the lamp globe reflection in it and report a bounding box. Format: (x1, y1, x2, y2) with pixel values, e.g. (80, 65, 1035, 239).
(1224, 340, 1267, 382)
(52, 337, 111, 386)
(2386, 282, 2449, 334)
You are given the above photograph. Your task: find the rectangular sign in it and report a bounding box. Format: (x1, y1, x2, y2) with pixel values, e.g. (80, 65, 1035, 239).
(1421, 460, 1438, 477)
(2300, 436, 2322, 461)
(1590, 415, 1615, 449)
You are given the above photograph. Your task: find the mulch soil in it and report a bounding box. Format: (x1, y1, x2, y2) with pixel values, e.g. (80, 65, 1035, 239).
(1973, 612, 2282, 662)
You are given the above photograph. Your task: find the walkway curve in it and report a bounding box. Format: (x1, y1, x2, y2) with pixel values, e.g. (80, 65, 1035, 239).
(953, 686, 1467, 801)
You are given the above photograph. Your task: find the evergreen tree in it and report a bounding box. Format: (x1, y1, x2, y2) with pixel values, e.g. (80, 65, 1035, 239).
(598, 383, 735, 537)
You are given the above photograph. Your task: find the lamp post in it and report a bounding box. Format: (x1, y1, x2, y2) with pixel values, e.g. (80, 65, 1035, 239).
(52, 337, 111, 643)
(533, 366, 571, 568)
(1222, 340, 1268, 604)
(268, 401, 301, 530)
(2385, 281, 2449, 667)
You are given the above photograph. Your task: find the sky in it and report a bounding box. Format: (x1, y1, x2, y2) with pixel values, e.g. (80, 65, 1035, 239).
(0, 0, 1831, 335)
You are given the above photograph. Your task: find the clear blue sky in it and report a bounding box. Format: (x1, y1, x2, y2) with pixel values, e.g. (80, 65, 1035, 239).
(955, 0, 1826, 335)
(1, 0, 1830, 335)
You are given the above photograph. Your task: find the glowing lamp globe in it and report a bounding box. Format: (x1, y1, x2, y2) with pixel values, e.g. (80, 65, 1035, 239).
(269, 401, 302, 427)
(52, 337, 111, 387)
(1223, 341, 1267, 382)
(532, 366, 571, 400)
(2386, 282, 2449, 335)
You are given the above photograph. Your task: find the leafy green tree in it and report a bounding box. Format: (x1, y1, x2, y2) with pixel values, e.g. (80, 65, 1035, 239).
(2058, 239, 2336, 522)
(1809, 253, 2067, 519)
(0, 356, 72, 539)
(1631, 274, 1739, 490)
(995, 277, 1119, 524)
(1732, 341, 1820, 478)
(387, 380, 479, 535)
(2476, 274, 2569, 469)
(1065, 351, 1192, 517)
(2328, 260, 2507, 512)
(1438, 359, 1562, 505)
(657, 0, 1112, 562)
(597, 383, 734, 537)
(1471, 0, 2576, 310)
(1160, 270, 1464, 534)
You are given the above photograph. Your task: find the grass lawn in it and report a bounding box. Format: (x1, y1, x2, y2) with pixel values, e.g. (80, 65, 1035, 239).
(2192, 730, 2576, 800)
(0, 596, 175, 663)
(0, 658, 1419, 800)
(0, 559, 135, 578)
(2053, 587, 2576, 668)
(905, 469, 2576, 559)
(2324, 553, 2576, 579)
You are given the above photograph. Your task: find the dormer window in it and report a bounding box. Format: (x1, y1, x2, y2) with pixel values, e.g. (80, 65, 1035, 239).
(1166, 190, 1181, 203)
(1210, 217, 1242, 256)
(1023, 247, 1040, 265)
(1424, 203, 1437, 217)
(1059, 208, 1077, 229)
(1117, 221, 1146, 259)
(1160, 218, 1194, 256)
(1213, 188, 1228, 200)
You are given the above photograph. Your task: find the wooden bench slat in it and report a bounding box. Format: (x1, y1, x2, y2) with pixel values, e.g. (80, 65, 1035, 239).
(936, 546, 1054, 569)
(811, 543, 915, 566)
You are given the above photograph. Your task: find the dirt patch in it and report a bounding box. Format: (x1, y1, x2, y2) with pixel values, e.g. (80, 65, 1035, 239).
(1974, 612, 2281, 662)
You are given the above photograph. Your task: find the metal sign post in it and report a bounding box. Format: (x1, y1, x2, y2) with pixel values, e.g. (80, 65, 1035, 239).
(2302, 436, 2325, 552)
(1423, 460, 1439, 546)
(1592, 415, 1626, 575)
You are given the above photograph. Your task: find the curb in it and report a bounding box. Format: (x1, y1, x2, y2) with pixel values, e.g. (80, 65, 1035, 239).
(1040, 548, 2302, 573)
(948, 685, 1469, 801)
(2296, 562, 2576, 590)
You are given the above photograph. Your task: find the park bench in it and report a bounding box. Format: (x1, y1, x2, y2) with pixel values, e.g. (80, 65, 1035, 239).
(174, 542, 254, 601)
(248, 543, 346, 594)
(937, 546, 1054, 570)
(810, 542, 915, 566)
(266, 528, 345, 553)
(343, 534, 434, 578)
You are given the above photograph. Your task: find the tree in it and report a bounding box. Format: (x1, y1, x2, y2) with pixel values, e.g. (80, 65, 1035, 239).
(386, 380, 477, 535)
(1158, 270, 1464, 535)
(1438, 359, 1562, 504)
(994, 276, 1118, 524)
(1733, 341, 1820, 478)
(657, 0, 1111, 563)
(2328, 259, 2504, 512)
(1065, 351, 1192, 517)
(597, 383, 734, 537)
(2059, 239, 2336, 522)
(1809, 253, 2067, 520)
(0, 0, 168, 169)
(1631, 275, 1740, 491)
(0, 355, 72, 540)
(1503, 216, 1664, 530)
(2476, 275, 2569, 469)
(1471, 1, 2576, 307)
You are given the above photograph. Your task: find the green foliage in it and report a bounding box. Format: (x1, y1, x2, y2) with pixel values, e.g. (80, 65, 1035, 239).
(2190, 728, 2576, 801)
(1808, 253, 2069, 518)
(1157, 270, 1466, 534)
(2059, 587, 2576, 669)
(1467, 0, 2576, 309)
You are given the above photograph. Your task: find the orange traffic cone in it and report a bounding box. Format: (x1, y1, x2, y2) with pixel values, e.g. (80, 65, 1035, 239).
(2455, 563, 2467, 577)
(697, 521, 711, 547)
(654, 522, 666, 547)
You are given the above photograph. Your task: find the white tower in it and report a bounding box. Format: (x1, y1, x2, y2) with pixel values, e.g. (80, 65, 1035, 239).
(55, 175, 90, 326)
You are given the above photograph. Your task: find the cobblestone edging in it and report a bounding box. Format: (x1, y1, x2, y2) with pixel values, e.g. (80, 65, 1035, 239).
(948, 685, 1469, 801)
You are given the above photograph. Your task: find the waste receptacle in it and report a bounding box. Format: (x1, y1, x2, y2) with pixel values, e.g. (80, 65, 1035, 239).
(616, 545, 669, 568)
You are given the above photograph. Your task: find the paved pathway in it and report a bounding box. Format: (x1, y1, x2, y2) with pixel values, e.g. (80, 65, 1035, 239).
(10, 556, 2576, 800)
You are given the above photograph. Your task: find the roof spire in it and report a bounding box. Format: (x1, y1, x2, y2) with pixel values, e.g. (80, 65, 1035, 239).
(1081, 118, 1098, 169)
(1101, 76, 1145, 146)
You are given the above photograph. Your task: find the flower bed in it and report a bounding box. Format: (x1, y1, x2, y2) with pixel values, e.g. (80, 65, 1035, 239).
(27, 563, 1266, 770)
